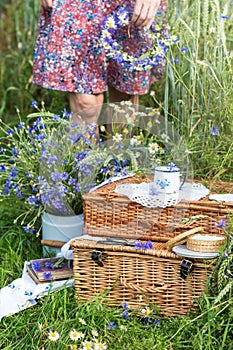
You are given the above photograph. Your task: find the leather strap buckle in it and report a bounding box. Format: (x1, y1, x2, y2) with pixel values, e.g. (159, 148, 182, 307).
(180, 259, 193, 280)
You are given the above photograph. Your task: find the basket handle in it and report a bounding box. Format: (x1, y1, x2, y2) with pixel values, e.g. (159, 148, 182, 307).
(120, 277, 170, 293)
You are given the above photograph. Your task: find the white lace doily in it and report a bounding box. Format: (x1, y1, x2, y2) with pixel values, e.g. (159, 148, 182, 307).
(115, 182, 210, 208)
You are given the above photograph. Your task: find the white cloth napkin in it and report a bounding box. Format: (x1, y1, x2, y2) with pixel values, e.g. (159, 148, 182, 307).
(0, 262, 73, 321)
(209, 194, 233, 202)
(0, 235, 102, 321)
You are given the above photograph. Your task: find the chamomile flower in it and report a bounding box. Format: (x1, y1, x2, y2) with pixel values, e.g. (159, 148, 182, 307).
(91, 329, 99, 338)
(48, 330, 60, 341)
(112, 133, 123, 142)
(100, 125, 106, 132)
(141, 306, 152, 316)
(147, 121, 153, 128)
(105, 17, 116, 29)
(82, 340, 93, 350)
(130, 135, 142, 146)
(70, 344, 78, 349)
(79, 318, 87, 325)
(93, 342, 107, 350)
(148, 142, 160, 154)
(69, 329, 85, 341)
(101, 7, 177, 72)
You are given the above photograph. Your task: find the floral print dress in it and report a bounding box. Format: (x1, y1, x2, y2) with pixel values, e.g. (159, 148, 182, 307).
(33, 0, 168, 95)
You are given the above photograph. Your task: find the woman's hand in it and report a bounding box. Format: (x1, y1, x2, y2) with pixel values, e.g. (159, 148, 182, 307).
(40, 0, 53, 11)
(132, 0, 161, 29)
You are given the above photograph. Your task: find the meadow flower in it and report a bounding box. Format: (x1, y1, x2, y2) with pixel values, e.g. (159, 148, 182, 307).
(112, 133, 123, 142)
(101, 7, 178, 72)
(48, 330, 60, 341)
(93, 342, 107, 350)
(215, 219, 227, 228)
(210, 125, 219, 135)
(91, 329, 99, 339)
(69, 329, 85, 341)
(141, 307, 152, 316)
(0, 102, 167, 234)
(70, 344, 78, 349)
(43, 271, 53, 280)
(122, 302, 129, 320)
(148, 142, 159, 154)
(107, 321, 117, 330)
(79, 318, 87, 325)
(30, 100, 38, 109)
(82, 340, 93, 350)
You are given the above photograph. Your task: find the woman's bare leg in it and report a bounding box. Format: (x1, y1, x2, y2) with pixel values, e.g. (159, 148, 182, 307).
(69, 93, 104, 125)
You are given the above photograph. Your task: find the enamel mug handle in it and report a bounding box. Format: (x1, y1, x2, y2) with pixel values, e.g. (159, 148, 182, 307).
(179, 174, 186, 190)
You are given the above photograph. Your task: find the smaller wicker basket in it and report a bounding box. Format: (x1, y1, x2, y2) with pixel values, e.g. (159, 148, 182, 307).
(187, 233, 226, 253)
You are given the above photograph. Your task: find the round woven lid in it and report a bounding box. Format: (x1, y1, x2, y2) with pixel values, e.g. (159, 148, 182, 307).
(187, 233, 226, 252)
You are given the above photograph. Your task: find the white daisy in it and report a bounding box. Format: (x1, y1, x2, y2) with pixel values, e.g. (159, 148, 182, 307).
(48, 330, 60, 342)
(69, 329, 85, 341)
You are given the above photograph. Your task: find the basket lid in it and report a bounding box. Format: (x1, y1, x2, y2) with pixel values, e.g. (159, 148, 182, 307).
(71, 237, 178, 259)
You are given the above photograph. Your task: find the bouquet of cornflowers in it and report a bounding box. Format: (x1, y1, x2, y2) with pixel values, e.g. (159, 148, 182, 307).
(0, 101, 167, 235)
(101, 6, 178, 72)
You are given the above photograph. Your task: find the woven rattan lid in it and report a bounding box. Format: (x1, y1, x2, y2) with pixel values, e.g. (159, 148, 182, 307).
(187, 233, 226, 252)
(165, 226, 204, 251)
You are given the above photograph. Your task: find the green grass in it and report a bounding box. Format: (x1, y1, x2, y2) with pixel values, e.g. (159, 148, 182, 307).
(0, 203, 233, 349)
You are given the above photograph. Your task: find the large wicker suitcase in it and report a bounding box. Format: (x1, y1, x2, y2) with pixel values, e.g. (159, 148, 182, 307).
(71, 237, 216, 316)
(82, 175, 232, 241)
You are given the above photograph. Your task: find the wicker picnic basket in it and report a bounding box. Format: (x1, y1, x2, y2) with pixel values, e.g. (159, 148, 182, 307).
(82, 175, 233, 241)
(71, 237, 216, 316)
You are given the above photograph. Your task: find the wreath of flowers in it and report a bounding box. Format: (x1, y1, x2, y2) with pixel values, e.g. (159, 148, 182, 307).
(101, 7, 178, 72)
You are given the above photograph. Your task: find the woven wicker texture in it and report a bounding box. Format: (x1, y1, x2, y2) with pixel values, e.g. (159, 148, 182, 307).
(71, 239, 215, 316)
(187, 234, 226, 253)
(82, 175, 232, 241)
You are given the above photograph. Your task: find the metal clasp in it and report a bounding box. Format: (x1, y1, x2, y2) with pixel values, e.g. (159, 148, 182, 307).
(180, 259, 193, 280)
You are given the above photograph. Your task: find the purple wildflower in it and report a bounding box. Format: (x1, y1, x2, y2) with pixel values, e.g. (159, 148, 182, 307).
(180, 46, 188, 53)
(122, 302, 129, 320)
(30, 100, 38, 109)
(134, 240, 142, 250)
(210, 126, 219, 135)
(43, 272, 53, 280)
(31, 261, 42, 272)
(6, 129, 14, 136)
(68, 177, 76, 186)
(215, 219, 226, 229)
(22, 226, 30, 233)
(0, 164, 6, 172)
(12, 147, 19, 158)
(9, 167, 18, 179)
(17, 122, 25, 130)
(52, 114, 61, 121)
(61, 172, 69, 181)
(27, 195, 38, 205)
(46, 155, 58, 166)
(51, 172, 61, 181)
(143, 240, 154, 250)
(74, 183, 81, 192)
(107, 321, 117, 330)
(45, 262, 54, 269)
